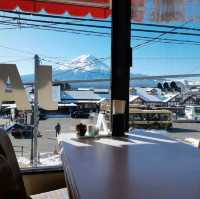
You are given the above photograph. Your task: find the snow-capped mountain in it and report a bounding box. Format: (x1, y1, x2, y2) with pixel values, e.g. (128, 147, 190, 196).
(22, 54, 157, 88)
(55, 54, 109, 72)
(53, 54, 110, 81)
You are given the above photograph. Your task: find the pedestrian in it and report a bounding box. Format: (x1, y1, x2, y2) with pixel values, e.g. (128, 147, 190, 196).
(55, 122, 61, 137)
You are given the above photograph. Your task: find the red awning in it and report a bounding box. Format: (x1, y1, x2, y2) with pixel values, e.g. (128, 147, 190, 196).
(0, 0, 200, 22)
(0, 0, 145, 21)
(0, 0, 111, 18)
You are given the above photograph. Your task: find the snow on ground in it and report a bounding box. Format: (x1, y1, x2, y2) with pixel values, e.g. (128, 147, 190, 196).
(129, 128, 168, 135)
(17, 152, 62, 168)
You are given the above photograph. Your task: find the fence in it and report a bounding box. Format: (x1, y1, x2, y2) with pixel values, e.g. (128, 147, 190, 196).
(13, 145, 25, 157)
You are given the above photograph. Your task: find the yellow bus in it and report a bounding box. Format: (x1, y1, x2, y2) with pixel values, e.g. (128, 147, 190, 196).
(100, 102, 173, 129)
(129, 109, 173, 129)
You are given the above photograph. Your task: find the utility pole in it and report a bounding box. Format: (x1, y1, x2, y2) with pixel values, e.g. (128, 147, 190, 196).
(32, 54, 40, 167)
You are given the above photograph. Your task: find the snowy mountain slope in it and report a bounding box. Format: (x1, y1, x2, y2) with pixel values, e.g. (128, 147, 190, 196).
(54, 54, 109, 72)
(22, 54, 157, 88)
(53, 54, 110, 81)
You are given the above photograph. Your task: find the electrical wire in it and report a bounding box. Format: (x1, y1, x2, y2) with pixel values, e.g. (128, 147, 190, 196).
(0, 57, 33, 64)
(2, 12, 200, 73)
(2, 19, 200, 48)
(0, 20, 110, 37)
(134, 21, 190, 49)
(2, 15, 200, 38)
(3, 10, 200, 33)
(0, 15, 111, 29)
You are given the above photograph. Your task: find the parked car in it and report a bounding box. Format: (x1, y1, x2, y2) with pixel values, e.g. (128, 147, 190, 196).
(71, 111, 90, 119)
(9, 124, 33, 139)
(39, 113, 48, 120)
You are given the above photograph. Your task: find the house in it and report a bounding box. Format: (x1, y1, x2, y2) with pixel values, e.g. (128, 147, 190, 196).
(61, 89, 110, 112)
(163, 93, 181, 107)
(133, 87, 165, 107)
(181, 95, 198, 106)
(129, 95, 144, 105)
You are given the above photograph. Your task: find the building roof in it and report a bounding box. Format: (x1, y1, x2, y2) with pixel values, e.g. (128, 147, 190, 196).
(134, 87, 180, 103)
(162, 93, 180, 103)
(94, 89, 109, 94)
(129, 95, 141, 102)
(62, 90, 110, 102)
(135, 88, 163, 103)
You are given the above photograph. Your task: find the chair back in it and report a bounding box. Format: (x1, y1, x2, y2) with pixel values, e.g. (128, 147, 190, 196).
(0, 129, 27, 199)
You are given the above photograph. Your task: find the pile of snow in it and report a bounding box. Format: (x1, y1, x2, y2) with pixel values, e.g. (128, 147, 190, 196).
(17, 152, 62, 167)
(38, 152, 62, 166)
(18, 156, 31, 168)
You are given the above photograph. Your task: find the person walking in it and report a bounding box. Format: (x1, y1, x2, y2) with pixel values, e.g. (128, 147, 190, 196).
(55, 122, 61, 137)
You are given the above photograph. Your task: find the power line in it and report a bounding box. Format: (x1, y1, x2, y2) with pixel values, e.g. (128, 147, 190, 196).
(0, 57, 33, 64)
(0, 21, 200, 45)
(41, 56, 110, 75)
(131, 57, 200, 60)
(0, 38, 112, 67)
(0, 15, 111, 29)
(3, 15, 200, 38)
(2, 23, 200, 65)
(3, 14, 200, 40)
(0, 19, 110, 37)
(2, 27, 200, 67)
(132, 22, 200, 33)
(3, 17, 200, 47)
(0, 43, 35, 55)
(132, 28, 200, 37)
(2, 21, 200, 47)
(134, 21, 189, 49)
(133, 36, 200, 45)
(3, 10, 200, 33)
(2, 18, 200, 65)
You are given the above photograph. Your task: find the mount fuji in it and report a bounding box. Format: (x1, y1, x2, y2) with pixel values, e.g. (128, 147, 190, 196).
(53, 54, 110, 81)
(22, 54, 157, 88)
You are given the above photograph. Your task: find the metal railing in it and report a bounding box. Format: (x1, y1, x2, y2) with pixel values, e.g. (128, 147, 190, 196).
(13, 145, 25, 157)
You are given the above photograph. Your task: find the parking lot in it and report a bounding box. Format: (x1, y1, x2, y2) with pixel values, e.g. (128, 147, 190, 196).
(9, 117, 97, 160)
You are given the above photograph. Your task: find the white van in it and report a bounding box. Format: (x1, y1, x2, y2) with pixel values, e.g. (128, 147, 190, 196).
(185, 106, 200, 120)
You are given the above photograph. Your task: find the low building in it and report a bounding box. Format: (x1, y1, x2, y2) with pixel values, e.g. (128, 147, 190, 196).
(61, 89, 110, 112)
(181, 95, 197, 106)
(133, 87, 165, 107)
(129, 95, 144, 105)
(163, 93, 181, 107)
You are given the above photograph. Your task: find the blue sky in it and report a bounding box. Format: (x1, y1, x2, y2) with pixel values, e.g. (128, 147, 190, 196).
(1, 18, 200, 77)
(0, 26, 110, 75)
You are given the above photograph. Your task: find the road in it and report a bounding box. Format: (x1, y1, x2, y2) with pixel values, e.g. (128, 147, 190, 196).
(7, 117, 200, 166)
(166, 122, 200, 141)
(9, 117, 97, 160)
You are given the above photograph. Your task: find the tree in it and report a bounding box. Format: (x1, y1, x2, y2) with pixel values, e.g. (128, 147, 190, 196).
(157, 82, 163, 91)
(170, 81, 177, 92)
(163, 82, 170, 91)
(170, 81, 181, 92)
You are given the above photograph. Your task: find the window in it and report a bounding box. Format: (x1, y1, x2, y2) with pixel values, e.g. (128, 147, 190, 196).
(0, 12, 111, 168)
